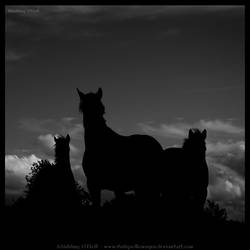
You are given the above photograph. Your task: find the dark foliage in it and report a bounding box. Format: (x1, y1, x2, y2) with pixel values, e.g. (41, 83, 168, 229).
(12, 159, 90, 211)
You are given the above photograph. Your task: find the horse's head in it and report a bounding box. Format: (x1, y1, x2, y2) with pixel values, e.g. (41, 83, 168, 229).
(77, 88, 105, 119)
(54, 134, 70, 160)
(183, 129, 207, 156)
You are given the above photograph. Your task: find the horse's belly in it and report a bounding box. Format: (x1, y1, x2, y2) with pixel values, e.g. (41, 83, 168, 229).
(83, 136, 161, 192)
(84, 155, 137, 191)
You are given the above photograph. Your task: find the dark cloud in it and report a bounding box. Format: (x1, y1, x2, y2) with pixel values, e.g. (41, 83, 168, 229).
(6, 6, 241, 21)
(19, 118, 54, 133)
(19, 117, 83, 137)
(6, 6, 243, 54)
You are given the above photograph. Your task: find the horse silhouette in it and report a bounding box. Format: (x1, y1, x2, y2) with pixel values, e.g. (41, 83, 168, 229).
(53, 134, 81, 209)
(161, 129, 209, 212)
(24, 134, 80, 211)
(77, 87, 163, 207)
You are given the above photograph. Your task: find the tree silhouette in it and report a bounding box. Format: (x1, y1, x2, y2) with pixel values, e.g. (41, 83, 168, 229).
(13, 159, 91, 213)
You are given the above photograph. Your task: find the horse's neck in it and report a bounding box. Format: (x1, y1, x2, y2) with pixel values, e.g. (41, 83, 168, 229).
(55, 153, 70, 167)
(183, 147, 205, 161)
(83, 116, 110, 147)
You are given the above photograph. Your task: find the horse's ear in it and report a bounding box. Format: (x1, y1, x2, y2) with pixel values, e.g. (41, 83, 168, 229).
(66, 134, 70, 142)
(96, 88, 102, 99)
(188, 129, 193, 138)
(77, 88, 85, 99)
(202, 129, 207, 139)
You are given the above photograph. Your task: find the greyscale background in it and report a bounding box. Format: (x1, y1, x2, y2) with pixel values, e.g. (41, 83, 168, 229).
(5, 6, 244, 221)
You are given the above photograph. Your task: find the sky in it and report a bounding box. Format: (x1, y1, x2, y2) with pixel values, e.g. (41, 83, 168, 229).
(5, 6, 245, 221)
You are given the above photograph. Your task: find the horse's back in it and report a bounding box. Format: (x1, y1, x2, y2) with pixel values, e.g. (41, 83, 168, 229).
(83, 131, 163, 193)
(129, 134, 163, 153)
(163, 147, 185, 170)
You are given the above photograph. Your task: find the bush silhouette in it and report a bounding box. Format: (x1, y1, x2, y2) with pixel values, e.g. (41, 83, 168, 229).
(12, 136, 91, 213)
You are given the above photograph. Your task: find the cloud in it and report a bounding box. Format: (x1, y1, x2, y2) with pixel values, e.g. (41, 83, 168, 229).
(208, 163, 244, 200)
(5, 6, 104, 40)
(5, 149, 83, 205)
(207, 160, 245, 220)
(138, 122, 188, 139)
(18, 118, 84, 159)
(5, 49, 29, 72)
(37, 133, 80, 158)
(51, 6, 102, 15)
(5, 154, 41, 204)
(207, 140, 245, 155)
(6, 118, 84, 205)
(18, 117, 83, 162)
(200, 119, 244, 134)
(19, 118, 54, 133)
(68, 123, 83, 140)
(138, 119, 244, 139)
(70, 144, 79, 155)
(206, 139, 244, 221)
(61, 117, 76, 123)
(19, 117, 83, 137)
(41, 6, 241, 20)
(206, 148, 245, 221)
(71, 164, 87, 188)
(207, 140, 245, 177)
(5, 154, 41, 176)
(38, 134, 55, 149)
(6, 5, 241, 44)
(139, 119, 244, 221)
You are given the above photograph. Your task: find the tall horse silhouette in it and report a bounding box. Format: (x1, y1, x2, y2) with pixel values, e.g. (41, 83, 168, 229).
(77, 88, 163, 207)
(161, 129, 209, 211)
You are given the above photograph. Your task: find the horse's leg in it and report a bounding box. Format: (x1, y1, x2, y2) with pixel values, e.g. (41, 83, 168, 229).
(114, 190, 125, 203)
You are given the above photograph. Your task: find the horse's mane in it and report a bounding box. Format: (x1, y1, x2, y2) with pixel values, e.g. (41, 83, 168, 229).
(54, 135, 70, 163)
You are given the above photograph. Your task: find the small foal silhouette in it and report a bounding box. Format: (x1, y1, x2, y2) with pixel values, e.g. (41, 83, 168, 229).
(161, 129, 209, 210)
(24, 134, 80, 211)
(77, 88, 163, 207)
(54, 134, 80, 209)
